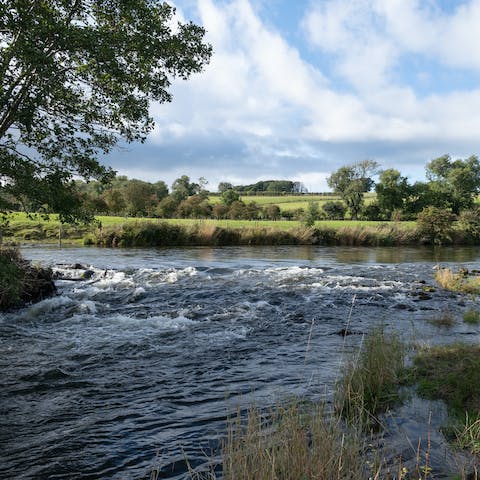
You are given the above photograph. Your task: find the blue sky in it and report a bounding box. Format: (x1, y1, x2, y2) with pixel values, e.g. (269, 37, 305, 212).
(105, 0, 480, 192)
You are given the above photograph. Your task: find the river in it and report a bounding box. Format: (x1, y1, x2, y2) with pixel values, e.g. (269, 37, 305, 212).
(1, 245, 479, 479)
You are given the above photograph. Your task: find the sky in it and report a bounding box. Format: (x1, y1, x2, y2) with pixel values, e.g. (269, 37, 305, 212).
(106, 0, 480, 192)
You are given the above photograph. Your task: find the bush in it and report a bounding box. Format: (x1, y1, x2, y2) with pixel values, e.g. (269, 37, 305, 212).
(457, 207, 480, 241)
(416, 207, 456, 245)
(322, 201, 346, 220)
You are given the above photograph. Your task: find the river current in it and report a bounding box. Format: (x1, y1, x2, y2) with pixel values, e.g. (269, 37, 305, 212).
(1, 245, 480, 479)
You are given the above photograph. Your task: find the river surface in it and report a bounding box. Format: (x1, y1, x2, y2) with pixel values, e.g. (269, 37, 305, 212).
(1, 245, 480, 479)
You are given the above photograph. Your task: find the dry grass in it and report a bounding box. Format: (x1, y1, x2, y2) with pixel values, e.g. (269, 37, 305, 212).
(220, 402, 366, 480)
(434, 268, 480, 295)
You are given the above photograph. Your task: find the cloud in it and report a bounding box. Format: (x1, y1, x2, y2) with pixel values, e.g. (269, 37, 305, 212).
(123, 0, 480, 191)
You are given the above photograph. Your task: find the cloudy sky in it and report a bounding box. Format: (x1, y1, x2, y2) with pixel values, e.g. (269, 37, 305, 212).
(106, 0, 480, 192)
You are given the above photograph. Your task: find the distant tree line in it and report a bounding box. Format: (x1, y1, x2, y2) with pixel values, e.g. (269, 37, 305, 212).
(218, 180, 308, 194)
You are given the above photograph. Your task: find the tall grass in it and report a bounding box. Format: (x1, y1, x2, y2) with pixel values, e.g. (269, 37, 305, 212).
(434, 268, 480, 294)
(335, 327, 406, 425)
(220, 402, 366, 480)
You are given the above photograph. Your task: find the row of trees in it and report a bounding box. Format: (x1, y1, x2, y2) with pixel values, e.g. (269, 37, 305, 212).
(327, 155, 480, 220)
(218, 180, 307, 194)
(23, 153, 473, 222)
(67, 153, 480, 223)
(74, 175, 298, 220)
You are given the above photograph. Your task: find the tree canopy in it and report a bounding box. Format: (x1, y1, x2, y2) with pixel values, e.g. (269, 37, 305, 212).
(0, 0, 211, 221)
(327, 160, 379, 219)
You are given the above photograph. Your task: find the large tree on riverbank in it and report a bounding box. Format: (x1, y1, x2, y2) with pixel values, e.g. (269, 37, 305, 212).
(0, 0, 211, 221)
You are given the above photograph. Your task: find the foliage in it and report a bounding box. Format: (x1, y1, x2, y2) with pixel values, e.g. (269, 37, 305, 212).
(360, 202, 382, 221)
(416, 207, 456, 245)
(0, 1, 211, 222)
(220, 401, 366, 480)
(327, 160, 379, 219)
(220, 189, 240, 207)
(457, 207, 480, 240)
(234, 179, 307, 193)
(434, 268, 480, 295)
(463, 309, 480, 325)
(124, 179, 158, 217)
(217, 182, 233, 193)
(375, 169, 410, 218)
(0, 247, 23, 308)
(322, 200, 346, 220)
(303, 200, 320, 226)
(426, 154, 480, 214)
(263, 203, 281, 220)
(411, 344, 480, 417)
(171, 175, 201, 202)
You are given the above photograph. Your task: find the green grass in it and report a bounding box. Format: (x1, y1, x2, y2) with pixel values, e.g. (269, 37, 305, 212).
(208, 193, 377, 212)
(463, 309, 480, 325)
(410, 343, 480, 455)
(335, 326, 406, 425)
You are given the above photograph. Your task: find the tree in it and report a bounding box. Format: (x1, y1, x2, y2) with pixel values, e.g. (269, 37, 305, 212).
(171, 175, 199, 202)
(416, 207, 456, 245)
(425, 155, 480, 214)
(327, 160, 379, 219)
(0, 1, 211, 222)
(375, 169, 410, 219)
(218, 182, 234, 193)
(153, 181, 169, 201)
(124, 179, 157, 216)
(221, 188, 240, 207)
(304, 201, 320, 226)
(263, 204, 281, 220)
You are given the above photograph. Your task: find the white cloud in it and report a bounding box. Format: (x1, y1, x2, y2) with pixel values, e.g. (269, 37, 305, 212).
(138, 0, 480, 191)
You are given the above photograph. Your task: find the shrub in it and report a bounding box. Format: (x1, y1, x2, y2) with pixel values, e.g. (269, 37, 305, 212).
(322, 201, 346, 220)
(416, 207, 456, 245)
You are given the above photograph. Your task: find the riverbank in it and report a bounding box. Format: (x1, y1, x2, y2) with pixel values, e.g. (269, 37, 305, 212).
(0, 248, 55, 310)
(3, 214, 479, 247)
(186, 328, 480, 480)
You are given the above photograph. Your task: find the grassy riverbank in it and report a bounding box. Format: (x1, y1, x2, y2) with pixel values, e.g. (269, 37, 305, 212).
(0, 212, 459, 247)
(5, 212, 480, 247)
(0, 247, 55, 309)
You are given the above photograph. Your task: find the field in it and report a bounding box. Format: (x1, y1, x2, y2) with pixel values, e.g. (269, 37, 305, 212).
(208, 193, 376, 211)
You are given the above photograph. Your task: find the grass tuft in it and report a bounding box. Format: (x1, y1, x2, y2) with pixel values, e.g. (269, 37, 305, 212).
(335, 327, 406, 425)
(463, 309, 480, 325)
(435, 268, 480, 295)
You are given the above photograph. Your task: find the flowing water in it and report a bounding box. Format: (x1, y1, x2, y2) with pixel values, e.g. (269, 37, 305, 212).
(1, 245, 480, 479)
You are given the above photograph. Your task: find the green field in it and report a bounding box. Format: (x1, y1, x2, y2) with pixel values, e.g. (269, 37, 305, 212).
(209, 193, 376, 211)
